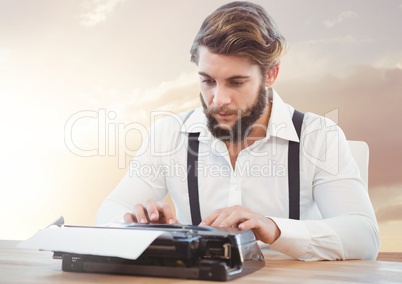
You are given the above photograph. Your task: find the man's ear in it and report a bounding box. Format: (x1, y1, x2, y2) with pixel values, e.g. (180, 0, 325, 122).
(265, 64, 279, 87)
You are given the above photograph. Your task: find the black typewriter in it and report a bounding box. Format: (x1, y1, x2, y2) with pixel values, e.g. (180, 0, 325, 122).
(55, 223, 265, 281)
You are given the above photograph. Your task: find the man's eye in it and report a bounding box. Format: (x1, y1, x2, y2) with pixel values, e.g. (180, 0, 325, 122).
(230, 81, 244, 86)
(202, 79, 215, 84)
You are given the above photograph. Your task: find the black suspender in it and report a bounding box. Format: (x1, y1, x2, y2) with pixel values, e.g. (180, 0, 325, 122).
(288, 110, 304, 220)
(187, 132, 203, 226)
(187, 110, 304, 225)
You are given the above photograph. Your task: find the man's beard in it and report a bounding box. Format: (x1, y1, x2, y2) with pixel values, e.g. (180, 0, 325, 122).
(200, 84, 268, 143)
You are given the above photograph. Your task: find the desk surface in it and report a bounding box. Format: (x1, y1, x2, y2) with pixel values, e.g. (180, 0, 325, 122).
(1, 240, 401, 284)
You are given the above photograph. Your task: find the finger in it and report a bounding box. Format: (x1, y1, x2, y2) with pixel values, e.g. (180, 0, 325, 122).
(210, 211, 231, 227)
(238, 218, 259, 230)
(123, 212, 135, 223)
(201, 206, 243, 226)
(156, 201, 176, 224)
(200, 209, 224, 226)
(238, 217, 280, 244)
(209, 206, 250, 227)
(238, 218, 266, 242)
(217, 209, 251, 228)
(145, 199, 160, 222)
(134, 203, 149, 223)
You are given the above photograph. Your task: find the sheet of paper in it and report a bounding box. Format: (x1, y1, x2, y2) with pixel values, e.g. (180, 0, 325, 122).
(17, 225, 171, 260)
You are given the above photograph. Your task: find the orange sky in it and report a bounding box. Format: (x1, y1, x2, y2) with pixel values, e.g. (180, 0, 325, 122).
(0, 0, 401, 251)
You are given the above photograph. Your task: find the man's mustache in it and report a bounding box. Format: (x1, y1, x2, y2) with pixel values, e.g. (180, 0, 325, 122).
(205, 106, 251, 117)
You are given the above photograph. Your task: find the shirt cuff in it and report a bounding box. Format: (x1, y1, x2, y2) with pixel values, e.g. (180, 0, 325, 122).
(268, 217, 311, 260)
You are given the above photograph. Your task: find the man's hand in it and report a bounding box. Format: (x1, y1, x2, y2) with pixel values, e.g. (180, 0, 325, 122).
(200, 205, 281, 244)
(123, 199, 177, 224)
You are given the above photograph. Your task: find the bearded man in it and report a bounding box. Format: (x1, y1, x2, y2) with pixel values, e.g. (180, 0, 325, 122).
(97, 1, 379, 261)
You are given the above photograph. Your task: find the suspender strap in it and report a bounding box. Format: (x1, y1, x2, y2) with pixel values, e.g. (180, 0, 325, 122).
(187, 132, 202, 225)
(186, 109, 304, 224)
(288, 110, 304, 220)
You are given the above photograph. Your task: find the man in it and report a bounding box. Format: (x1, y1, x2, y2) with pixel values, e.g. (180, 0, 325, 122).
(97, 1, 380, 261)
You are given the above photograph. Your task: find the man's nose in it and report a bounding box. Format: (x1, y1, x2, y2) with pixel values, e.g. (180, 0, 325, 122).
(212, 85, 231, 107)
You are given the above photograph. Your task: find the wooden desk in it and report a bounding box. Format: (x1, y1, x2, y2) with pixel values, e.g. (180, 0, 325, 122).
(1, 240, 401, 283)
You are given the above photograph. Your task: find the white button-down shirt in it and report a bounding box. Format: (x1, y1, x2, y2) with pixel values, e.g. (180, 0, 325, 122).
(97, 89, 380, 261)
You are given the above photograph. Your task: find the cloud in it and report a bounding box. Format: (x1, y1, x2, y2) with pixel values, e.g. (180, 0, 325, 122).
(376, 203, 402, 223)
(69, 72, 200, 152)
(80, 0, 126, 28)
(324, 11, 358, 28)
(281, 36, 373, 81)
(80, 72, 199, 121)
(369, 183, 402, 219)
(121, 72, 200, 124)
(371, 49, 402, 70)
(276, 66, 402, 188)
(307, 35, 372, 45)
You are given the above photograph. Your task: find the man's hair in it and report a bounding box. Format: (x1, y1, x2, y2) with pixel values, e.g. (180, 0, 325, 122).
(190, 1, 287, 74)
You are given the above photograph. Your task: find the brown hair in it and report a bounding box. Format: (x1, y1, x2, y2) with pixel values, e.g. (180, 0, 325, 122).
(190, 1, 287, 74)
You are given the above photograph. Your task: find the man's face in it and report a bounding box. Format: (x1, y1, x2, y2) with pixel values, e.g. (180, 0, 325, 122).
(197, 46, 268, 143)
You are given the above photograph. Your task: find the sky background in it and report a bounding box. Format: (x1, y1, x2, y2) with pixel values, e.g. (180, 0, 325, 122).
(0, 0, 401, 252)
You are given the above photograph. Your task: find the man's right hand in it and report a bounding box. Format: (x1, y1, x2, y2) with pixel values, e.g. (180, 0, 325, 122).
(123, 199, 177, 224)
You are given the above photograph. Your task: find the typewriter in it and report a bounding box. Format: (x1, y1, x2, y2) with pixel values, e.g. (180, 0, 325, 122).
(54, 223, 265, 281)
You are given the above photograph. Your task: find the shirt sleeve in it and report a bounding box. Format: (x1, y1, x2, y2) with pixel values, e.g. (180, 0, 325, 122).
(269, 116, 380, 261)
(96, 140, 169, 224)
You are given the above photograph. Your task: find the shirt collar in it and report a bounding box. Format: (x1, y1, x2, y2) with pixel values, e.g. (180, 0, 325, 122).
(180, 88, 300, 143)
(268, 88, 300, 142)
(180, 107, 209, 136)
